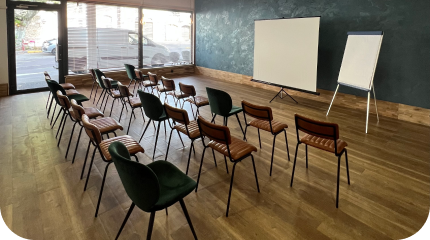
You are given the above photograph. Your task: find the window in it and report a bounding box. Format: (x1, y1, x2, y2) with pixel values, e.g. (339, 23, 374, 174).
(67, 2, 138, 73)
(141, 9, 192, 66)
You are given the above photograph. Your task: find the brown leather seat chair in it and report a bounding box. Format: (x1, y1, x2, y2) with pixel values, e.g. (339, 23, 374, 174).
(242, 100, 290, 176)
(44, 71, 77, 119)
(196, 116, 260, 217)
(136, 70, 158, 94)
(290, 114, 350, 208)
(81, 114, 145, 217)
(101, 77, 131, 116)
(179, 82, 209, 120)
(117, 83, 147, 134)
(158, 76, 176, 104)
(164, 103, 201, 174)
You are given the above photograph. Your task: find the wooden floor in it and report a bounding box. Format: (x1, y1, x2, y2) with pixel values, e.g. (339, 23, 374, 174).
(0, 74, 429, 240)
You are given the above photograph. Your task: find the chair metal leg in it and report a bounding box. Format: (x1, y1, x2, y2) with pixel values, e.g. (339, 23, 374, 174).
(164, 129, 174, 161)
(57, 114, 67, 146)
(95, 161, 113, 217)
(84, 147, 97, 189)
(235, 113, 245, 136)
(224, 156, 229, 174)
(243, 125, 248, 141)
(47, 97, 53, 119)
(284, 130, 290, 161)
(185, 141, 194, 175)
(250, 155, 260, 192)
(65, 121, 78, 158)
(56, 110, 66, 137)
(212, 148, 217, 167)
(140, 107, 146, 122)
(152, 121, 161, 160)
(119, 102, 125, 122)
(103, 94, 110, 113)
(257, 128, 261, 148)
(89, 81, 96, 99)
(115, 203, 135, 240)
(211, 114, 216, 123)
(72, 126, 83, 164)
(270, 134, 277, 176)
(226, 162, 237, 217)
(80, 141, 91, 179)
(109, 98, 115, 117)
(127, 109, 135, 134)
(163, 120, 167, 137)
(345, 149, 350, 185)
(139, 119, 152, 142)
(195, 147, 207, 192)
(46, 91, 51, 109)
(146, 211, 156, 240)
(179, 199, 198, 240)
(96, 89, 105, 107)
(51, 104, 59, 127)
(177, 130, 185, 147)
(290, 143, 300, 187)
(305, 145, 308, 168)
(93, 85, 99, 104)
(336, 155, 341, 208)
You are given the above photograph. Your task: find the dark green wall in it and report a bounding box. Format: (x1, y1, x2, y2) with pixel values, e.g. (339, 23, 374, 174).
(195, 0, 430, 109)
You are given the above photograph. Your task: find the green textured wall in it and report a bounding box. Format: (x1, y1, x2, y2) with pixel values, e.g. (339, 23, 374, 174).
(195, 0, 430, 109)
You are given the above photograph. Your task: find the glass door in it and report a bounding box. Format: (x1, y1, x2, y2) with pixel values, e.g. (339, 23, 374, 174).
(7, 1, 64, 94)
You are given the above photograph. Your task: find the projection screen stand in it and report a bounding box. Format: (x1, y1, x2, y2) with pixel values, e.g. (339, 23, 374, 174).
(269, 87, 298, 104)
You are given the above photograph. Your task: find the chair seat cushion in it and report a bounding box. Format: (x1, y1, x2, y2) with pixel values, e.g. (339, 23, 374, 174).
(65, 89, 79, 96)
(228, 105, 243, 116)
(100, 135, 144, 161)
(167, 91, 190, 99)
(111, 90, 122, 98)
(300, 134, 347, 154)
(72, 107, 103, 120)
(91, 117, 123, 134)
(249, 119, 288, 134)
(68, 94, 89, 104)
(126, 97, 142, 108)
(174, 120, 200, 139)
(208, 136, 257, 161)
(157, 85, 173, 92)
(60, 83, 75, 90)
(142, 80, 157, 87)
(187, 96, 209, 107)
(147, 160, 197, 211)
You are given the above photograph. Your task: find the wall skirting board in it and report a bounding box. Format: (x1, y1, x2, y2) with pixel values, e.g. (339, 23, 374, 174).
(195, 66, 430, 127)
(0, 83, 8, 97)
(65, 65, 195, 87)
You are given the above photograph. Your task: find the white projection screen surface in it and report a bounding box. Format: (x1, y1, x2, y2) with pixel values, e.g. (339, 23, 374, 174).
(253, 17, 320, 93)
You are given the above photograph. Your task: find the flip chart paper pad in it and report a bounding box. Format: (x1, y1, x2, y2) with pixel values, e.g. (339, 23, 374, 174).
(338, 32, 383, 91)
(253, 17, 320, 93)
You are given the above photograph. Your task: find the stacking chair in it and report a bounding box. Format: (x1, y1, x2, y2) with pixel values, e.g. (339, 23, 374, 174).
(290, 114, 350, 208)
(164, 103, 201, 174)
(69, 99, 123, 165)
(147, 72, 160, 96)
(81, 114, 145, 217)
(108, 142, 198, 240)
(125, 64, 148, 93)
(242, 100, 290, 176)
(100, 77, 131, 116)
(138, 90, 184, 160)
(89, 69, 100, 102)
(159, 76, 177, 104)
(46, 80, 89, 127)
(117, 83, 146, 134)
(206, 87, 245, 136)
(44, 72, 77, 119)
(94, 69, 119, 108)
(135, 69, 158, 94)
(179, 82, 209, 119)
(195, 116, 260, 217)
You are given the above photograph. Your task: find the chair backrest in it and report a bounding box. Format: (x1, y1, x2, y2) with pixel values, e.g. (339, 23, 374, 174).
(46, 80, 65, 104)
(70, 99, 86, 121)
(124, 64, 137, 80)
(206, 87, 232, 116)
(197, 116, 231, 145)
(43, 71, 51, 80)
(147, 72, 158, 84)
(56, 90, 71, 110)
(81, 114, 103, 144)
(242, 100, 273, 121)
(138, 90, 164, 120)
(89, 69, 98, 83)
(161, 77, 175, 91)
(164, 103, 189, 125)
(179, 82, 196, 96)
(294, 114, 339, 141)
(135, 69, 145, 81)
(102, 76, 113, 89)
(108, 142, 160, 212)
(94, 69, 106, 88)
(118, 82, 131, 98)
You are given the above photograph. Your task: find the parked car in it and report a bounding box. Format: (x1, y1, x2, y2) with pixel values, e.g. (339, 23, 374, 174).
(66, 27, 171, 73)
(42, 38, 57, 54)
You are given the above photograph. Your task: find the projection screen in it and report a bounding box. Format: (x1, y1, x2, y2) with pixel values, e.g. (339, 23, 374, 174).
(253, 17, 320, 94)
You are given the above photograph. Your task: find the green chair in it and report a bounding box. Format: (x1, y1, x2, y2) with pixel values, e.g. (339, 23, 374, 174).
(125, 64, 148, 94)
(206, 87, 245, 137)
(108, 142, 198, 240)
(138, 90, 184, 160)
(47, 80, 89, 127)
(94, 69, 119, 108)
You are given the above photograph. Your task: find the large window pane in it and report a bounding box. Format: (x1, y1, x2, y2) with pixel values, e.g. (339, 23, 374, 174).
(67, 2, 138, 74)
(141, 9, 192, 66)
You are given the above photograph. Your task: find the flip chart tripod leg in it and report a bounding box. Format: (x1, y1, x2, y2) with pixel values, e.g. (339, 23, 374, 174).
(326, 84, 339, 116)
(372, 84, 379, 122)
(366, 91, 370, 134)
